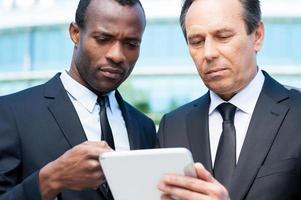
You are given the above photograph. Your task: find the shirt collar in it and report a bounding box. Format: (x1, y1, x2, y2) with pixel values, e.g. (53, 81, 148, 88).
(209, 69, 265, 115)
(60, 70, 97, 113)
(104, 90, 117, 113)
(60, 70, 115, 113)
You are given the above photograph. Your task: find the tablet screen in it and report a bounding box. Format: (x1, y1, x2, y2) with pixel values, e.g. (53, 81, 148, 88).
(99, 148, 196, 200)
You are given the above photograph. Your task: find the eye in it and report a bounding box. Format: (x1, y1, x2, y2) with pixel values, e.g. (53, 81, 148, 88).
(125, 40, 141, 50)
(95, 36, 111, 44)
(188, 37, 205, 47)
(216, 34, 233, 42)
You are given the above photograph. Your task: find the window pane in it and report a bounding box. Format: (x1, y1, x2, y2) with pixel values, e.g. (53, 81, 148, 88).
(31, 25, 73, 71)
(0, 29, 30, 72)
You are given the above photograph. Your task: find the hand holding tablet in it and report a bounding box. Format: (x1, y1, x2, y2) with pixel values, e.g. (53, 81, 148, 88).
(99, 148, 196, 200)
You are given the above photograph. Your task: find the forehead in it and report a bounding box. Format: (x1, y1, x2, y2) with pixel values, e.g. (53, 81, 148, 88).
(84, 0, 145, 33)
(185, 0, 245, 33)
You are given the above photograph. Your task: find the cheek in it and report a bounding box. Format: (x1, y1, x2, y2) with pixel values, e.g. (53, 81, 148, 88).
(128, 53, 139, 64)
(77, 43, 95, 66)
(229, 36, 254, 62)
(82, 39, 107, 63)
(234, 44, 255, 75)
(189, 48, 204, 69)
(125, 50, 140, 67)
(219, 42, 247, 74)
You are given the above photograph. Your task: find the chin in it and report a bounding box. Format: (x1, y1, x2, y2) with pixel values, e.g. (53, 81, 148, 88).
(100, 85, 119, 94)
(210, 85, 230, 94)
(92, 80, 119, 93)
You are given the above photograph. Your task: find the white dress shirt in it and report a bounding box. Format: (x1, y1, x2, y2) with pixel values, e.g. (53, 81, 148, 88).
(209, 70, 265, 166)
(60, 70, 130, 151)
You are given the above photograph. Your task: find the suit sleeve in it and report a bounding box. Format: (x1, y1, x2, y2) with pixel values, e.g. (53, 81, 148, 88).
(0, 100, 43, 200)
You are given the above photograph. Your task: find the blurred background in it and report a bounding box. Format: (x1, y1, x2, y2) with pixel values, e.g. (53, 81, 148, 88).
(0, 0, 301, 123)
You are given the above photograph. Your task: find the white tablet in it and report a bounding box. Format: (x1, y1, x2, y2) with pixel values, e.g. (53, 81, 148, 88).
(99, 148, 196, 200)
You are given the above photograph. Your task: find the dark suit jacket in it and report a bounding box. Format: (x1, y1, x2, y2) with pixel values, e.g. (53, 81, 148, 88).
(158, 71, 301, 200)
(0, 73, 156, 200)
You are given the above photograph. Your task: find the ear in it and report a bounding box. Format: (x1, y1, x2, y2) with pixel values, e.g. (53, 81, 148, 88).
(69, 22, 80, 46)
(253, 21, 264, 52)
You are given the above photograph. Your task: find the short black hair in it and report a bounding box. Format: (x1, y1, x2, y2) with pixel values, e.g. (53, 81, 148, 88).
(75, 0, 145, 29)
(180, 0, 261, 41)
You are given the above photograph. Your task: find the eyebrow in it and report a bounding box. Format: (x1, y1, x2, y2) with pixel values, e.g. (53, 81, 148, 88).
(187, 34, 203, 41)
(91, 30, 141, 42)
(187, 27, 234, 36)
(91, 29, 112, 36)
(215, 28, 234, 34)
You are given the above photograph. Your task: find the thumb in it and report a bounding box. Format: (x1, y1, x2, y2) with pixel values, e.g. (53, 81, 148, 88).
(194, 162, 215, 183)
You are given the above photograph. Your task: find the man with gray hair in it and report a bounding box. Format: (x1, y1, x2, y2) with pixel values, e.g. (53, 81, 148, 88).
(158, 0, 301, 199)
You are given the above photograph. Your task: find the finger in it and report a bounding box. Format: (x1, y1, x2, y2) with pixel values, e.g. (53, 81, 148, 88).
(79, 142, 113, 159)
(159, 174, 211, 195)
(159, 180, 208, 200)
(90, 170, 105, 182)
(81, 171, 105, 189)
(83, 141, 112, 150)
(85, 159, 102, 171)
(194, 163, 214, 183)
(194, 163, 226, 189)
(161, 169, 230, 200)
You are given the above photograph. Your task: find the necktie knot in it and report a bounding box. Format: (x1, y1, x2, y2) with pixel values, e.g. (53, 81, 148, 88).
(97, 96, 106, 107)
(217, 103, 236, 122)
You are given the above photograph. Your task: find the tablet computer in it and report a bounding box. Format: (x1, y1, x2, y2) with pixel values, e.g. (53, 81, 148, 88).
(99, 148, 196, 200)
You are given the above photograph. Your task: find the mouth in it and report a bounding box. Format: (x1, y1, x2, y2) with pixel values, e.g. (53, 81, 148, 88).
(100, 66, 123, 79)
(205, 67, 228, 77)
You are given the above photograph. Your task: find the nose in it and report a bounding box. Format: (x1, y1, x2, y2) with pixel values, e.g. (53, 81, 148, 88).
(106, 42, 125, 64)
(204, 38, 219, 61)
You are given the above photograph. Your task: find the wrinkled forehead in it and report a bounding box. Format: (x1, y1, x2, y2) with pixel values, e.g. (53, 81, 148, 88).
(185, 0, 245, 35)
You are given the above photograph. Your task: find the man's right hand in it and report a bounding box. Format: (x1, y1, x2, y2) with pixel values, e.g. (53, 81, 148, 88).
(158, 163, 230, 200)
(38, 141, 112, 200)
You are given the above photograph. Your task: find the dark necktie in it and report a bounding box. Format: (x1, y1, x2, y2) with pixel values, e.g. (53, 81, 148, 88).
(214, 103, 236, 188)
(97, 96, 115, 150)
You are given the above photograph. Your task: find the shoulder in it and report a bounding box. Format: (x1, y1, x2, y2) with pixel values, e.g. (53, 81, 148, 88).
(0, 84, 45, 106)
(266, 72, 301, 104)
(262, 71, 301, 105)
(287, 87, 301, 107)
(285, 85, 301, 99)
(0, 84, 47, 125)
(0, 73, 62, 104)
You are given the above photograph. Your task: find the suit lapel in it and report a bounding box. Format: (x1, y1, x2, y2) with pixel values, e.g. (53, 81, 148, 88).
(45, 78, 142, 150)
(229, 72, 289, 200)
(115, 91, 142, 150)
(186, 93, 213, 173)
(44, 73, 87, 148)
